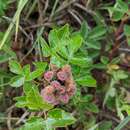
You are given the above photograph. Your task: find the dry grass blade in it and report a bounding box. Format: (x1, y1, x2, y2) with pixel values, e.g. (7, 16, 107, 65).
(68, 9, 82, 25)
(55, 0, 77, 13)
(0, 0, 28, 50)
(15, 111, 29, 125)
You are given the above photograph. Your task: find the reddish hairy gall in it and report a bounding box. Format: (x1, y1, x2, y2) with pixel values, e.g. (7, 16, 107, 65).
(41, 64, 76, 105)
(57, 71, 67, 81)
(59, 94, 69, 104)
(51, 80, 61, 88)
(44, 71, 54, 81)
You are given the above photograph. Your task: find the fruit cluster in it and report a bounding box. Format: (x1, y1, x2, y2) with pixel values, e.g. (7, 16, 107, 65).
(41, 64, 76, 105)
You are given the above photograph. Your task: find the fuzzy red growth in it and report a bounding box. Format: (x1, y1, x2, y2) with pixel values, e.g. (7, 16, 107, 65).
(41, 85, 54, 95)
(67, 83, 76, 97)
(57, 71, 67, 81)
(51, 81, 66, 94)
(59, 94, 69, 104)
(62, 65, 71, 77)
(44, 71, 54, 81)
(41, 64, 76, 105)
(63, 65, 76, 97)
(41, 86, 59, 105)
(51, 80, 61, 88)
(59, 86, 66, 94)
(50, 64, 59, 73)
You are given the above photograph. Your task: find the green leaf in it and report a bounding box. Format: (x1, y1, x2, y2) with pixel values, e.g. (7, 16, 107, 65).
(48, 109, 63, 119)
(112, 11, 124, 21)
(88, 123, 99, 130)
(101, 56, 109, 64)
(103, 79, 116, 106)
(9, 60, 22, 74)
(28, 69, 43, 81)
(47, 108, 76, 127)
(0, 0, 9, 16)
(116, 97, 124, 120)
(0, 69, 12, 78)
(81, 95, 93, 102)
(68, 34, 83, 57)
(43, 118, 56, 130)
(50, 56, 64, 67)
(124, 25, 130, 36)
(19, 117, 44, 130)
(106, 97, 116, 110)
(0, 53, 13, 63)
(23, 82, 33, 95)
(124, 25, 130, 45)
(3, 44, 16, 59)
(76, 75, 97, 87)
(49, 24, 70, 52)
(70, 57, 92, 67)
(15, 96, 28, 108)
(88, 26, 106, 39)
(107, 0, 128, 21)
(109, 87, 116, 97)
(111, 57, 120, 64)
(58, 45, 68, 58)
(38, 37, 51, 57)
(26, 62, 47, 81)
(99, 121, 112, 130)
(23, 82, 53, 110)
(57, 24, 70, 39)
(122, 104, 130, 115)
(116, 0, 128, 13)
(33, 62, 47, 70)
(86, 103, 99, 113)
(49, 29, 59, 49)
(114, 116, 130, 130)
(112, 70, 128, 81)
(0, 113, 6, 123)
(126, 37, 130, 45)
(10, 75, 25, 87)
(22, 65, 30, 80)
(85, 40, 101, 50)
(92, 63, 106, 69)
(80, 21, 89, 39)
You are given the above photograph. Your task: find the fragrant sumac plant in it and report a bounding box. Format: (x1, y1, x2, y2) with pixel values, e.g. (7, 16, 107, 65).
(7, 23, 110, 130)
(8, 23, 99, 130)
(9, 60, 76, 130)
(7, 20, 130, 130)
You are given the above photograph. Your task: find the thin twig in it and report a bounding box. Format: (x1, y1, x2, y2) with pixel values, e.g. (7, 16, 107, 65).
(7, 110, 13, 130)
(55, 0, 77, 14)
(86, 0, 92, 7)
(43, 0, 49, 16)
(119, 48, 130, 53)
(6, 105, 15, 113)
(49, 0, 59, 20)
(2, 16, 32, 40)
(74, 3, 95, 16)
(25, 0, 37, 20)
(37, 111, 44, 117)
(24, 22, 52, 30)
(68, 9, 82, 25)
(20, 35, 35, 63)
(38, 0, 43, 24)
(15, 111, 29, 125)
(0, 117, 19, 121)
(65, 127, 69, 130)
